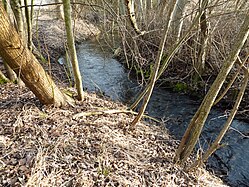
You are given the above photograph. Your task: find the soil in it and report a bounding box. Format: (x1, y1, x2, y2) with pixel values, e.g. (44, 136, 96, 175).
(0, 10, 227, 187)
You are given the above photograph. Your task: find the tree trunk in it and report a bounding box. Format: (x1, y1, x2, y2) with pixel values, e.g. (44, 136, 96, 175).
(131, 0, 178, 127)
(3, 61, 16, 81)
(0, 4, 69, 106)
(195, 0, 209, 76)
(9, 0, 26, 86)
(126, 0, 144, 35)
(10, 0, 25, 41)
(171, 0, 187, 41)
(24, 0, 32, 50)
(2, 0, 18, 82)
(191, 64, 249, 168)
(63, 0, 84, 100)
(174, 13, 249, 163)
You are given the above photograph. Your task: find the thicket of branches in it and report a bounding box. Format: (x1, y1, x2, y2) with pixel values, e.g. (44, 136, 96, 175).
(77, 0, 248, 88)
(75, 0, 249, 165)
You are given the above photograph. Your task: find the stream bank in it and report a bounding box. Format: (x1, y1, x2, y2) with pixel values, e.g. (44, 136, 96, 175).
(0, 11, 229, 187)
(71, 41, 249, 187)
(32, 12, 247, 186)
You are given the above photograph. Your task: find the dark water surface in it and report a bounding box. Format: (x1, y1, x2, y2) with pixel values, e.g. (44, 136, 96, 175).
(60, 41, 249, 186)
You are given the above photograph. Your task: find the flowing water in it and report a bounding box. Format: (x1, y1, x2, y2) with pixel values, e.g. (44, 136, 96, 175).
(60, 41, 249, 186)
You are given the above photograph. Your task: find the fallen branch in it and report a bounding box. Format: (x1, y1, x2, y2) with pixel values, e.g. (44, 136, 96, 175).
(73, 109, 160, 123)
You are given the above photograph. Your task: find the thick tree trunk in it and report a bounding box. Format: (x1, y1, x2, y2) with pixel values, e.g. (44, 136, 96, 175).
(0, 4, 69, 106)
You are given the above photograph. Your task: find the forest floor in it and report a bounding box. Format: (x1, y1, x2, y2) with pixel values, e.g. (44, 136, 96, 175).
(0, 11, 228, 186)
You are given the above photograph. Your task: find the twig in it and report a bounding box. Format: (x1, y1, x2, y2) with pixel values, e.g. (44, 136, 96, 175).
(73, 109, 160, 123)
(229, 127, 249, 139)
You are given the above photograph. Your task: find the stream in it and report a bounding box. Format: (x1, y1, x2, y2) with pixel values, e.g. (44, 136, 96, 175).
(60, 41, 249, 186)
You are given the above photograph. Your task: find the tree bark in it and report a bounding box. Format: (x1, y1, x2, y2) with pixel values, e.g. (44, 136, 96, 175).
(126, 0, 144, 35)
(3, 61, 16, 81)
(9, 0, 26, 86)
(195, 0, 209, 76)
(0, 4, 69, 106)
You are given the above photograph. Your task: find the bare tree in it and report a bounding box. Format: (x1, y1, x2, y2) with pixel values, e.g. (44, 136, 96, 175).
(194, 0, 209, 77)
(10, 0, 25, 40)
(191, 57, 249, 168)
(171, 0, 187, 41)
(174, 13, 249, 163)
(24, 0, 32, 49)
(131, 0, 178, 127)
(63, 0, 84, 100)
(0, 3, 71, 106)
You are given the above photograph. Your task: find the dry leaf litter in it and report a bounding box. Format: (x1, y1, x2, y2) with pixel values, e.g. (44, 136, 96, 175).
(0, 83, 227, 186)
